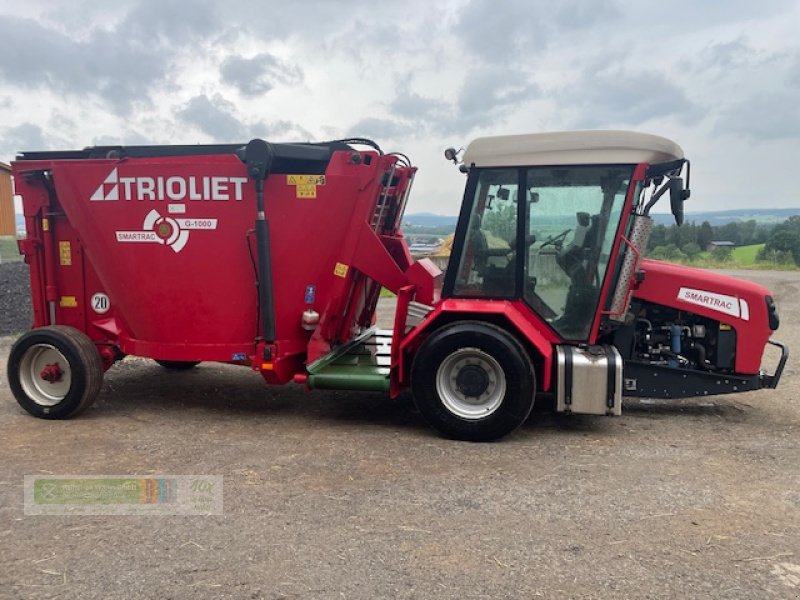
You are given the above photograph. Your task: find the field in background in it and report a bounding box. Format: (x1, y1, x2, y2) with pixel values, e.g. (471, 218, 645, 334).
(731, 243, 765, 264)
(687, 243, 797, 270)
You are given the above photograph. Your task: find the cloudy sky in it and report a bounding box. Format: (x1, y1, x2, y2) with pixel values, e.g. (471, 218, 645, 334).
(1, 0, 798, 216)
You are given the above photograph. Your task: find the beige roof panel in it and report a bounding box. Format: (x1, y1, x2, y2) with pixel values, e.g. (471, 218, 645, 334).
(463, 130, 684, 168)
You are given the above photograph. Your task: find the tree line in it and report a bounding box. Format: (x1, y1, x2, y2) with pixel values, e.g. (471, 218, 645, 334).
(647, 216, 800, 266)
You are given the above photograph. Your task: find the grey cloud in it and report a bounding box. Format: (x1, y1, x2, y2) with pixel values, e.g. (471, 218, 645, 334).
(390, 87, 449, 122)
(553, 0, 619, 29)
(699, 39, 755, 72)
(220, 54, 303, 96)
(177, 93, 311, 141)
(715, 91, 800, 142)
(0, 17, 165, 113)
(357, 69, 539, 141)
(177, 94, 248, 140)
(0, 3, 221, 114)
(0, 122, 47, 158)
(789, 53, 800, 85)
(561, 68, 699, 128)
(91, 131, 152, 147)
(121, 0, 220, 43)
(456, 68, 539, 129)
(251, 120, 313, 141)
(455, 0, 548, 64)
(455, 0, 619, 64)
(347, 117, 415, 141)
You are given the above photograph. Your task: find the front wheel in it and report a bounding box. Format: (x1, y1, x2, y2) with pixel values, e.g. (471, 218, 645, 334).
(7, 326, 104, 419)
(411, 321, 536, 442)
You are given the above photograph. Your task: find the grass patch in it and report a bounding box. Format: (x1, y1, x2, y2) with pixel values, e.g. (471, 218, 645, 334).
(379, 287, 396, 298)
(731, 243, 764, 265)
(0, 236, 22, 263)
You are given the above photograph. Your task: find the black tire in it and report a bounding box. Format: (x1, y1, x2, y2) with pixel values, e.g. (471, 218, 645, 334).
(411, 321, 536, 442)
(155, 360, 201, 370)
(7, 326, 104, 419)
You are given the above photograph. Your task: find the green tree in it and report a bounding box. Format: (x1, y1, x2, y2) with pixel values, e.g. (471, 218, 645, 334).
(763, 230, 800, 265)
(650, 244, 686, 261)
(711, 246, 733, 263)
(649, 224, 667, 249)
(697, 221, 713, 249)
(682, 242, 702, 259)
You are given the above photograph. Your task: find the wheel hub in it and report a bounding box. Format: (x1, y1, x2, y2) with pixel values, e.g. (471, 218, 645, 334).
(455, 364, 490, 398)
(40, 362, 64, 383)
(435, 347, 507, 421)
(19, 344, 73, 406)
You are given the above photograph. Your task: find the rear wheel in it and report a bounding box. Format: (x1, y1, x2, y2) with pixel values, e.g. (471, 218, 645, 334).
(411, 321, 536, 442)
(7, 326, 104, 419)
(155, 360, 201, 370)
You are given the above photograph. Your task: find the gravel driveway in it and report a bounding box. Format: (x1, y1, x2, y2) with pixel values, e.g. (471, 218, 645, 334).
(0, 270, 798, 599)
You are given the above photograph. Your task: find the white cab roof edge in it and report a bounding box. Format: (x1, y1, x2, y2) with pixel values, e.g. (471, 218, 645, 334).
(463, 130, 684, 168)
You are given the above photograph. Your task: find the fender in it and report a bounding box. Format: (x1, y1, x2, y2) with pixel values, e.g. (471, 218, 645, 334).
(398, 298, 558, 391)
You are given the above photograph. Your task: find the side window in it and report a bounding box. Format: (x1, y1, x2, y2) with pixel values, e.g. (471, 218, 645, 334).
(453, 169, 519, 298)
(523, 167, 631, 340)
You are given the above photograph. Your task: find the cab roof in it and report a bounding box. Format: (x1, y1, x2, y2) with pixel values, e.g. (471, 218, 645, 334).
(463, 130, 684, 168)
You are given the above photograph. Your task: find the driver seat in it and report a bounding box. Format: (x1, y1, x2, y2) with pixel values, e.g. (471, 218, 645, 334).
(556, 212, 591, 276)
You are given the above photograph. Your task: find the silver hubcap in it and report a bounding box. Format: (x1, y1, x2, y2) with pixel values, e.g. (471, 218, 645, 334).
(19, 344, 72, 406)
(436, 347, 506, 420)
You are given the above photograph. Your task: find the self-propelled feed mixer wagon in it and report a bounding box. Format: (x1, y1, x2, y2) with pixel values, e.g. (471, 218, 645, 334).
(8, 131, 788, 441)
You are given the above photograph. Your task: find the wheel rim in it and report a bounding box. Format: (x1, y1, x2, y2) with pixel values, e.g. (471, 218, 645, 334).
(18, 344, 72, 406)
(435, 347, 506, 420)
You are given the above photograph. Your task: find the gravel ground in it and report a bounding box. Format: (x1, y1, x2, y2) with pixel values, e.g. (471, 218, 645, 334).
(0, 270, 798, 599)
(0, 262, 32, 336)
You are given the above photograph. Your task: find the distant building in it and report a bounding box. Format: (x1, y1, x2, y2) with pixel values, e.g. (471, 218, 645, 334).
(707, 240, 735, 251)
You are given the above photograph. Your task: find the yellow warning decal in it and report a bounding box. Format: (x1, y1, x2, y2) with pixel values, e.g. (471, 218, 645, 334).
(334, 262, 349, 278)
(42, 218, 49, 232)
(287, 175, 326, 186)
(59, 241, 72, 266)
(287, 175, 325, 198)
(295, 184, 317, 198)
(59, 296, 78, 308)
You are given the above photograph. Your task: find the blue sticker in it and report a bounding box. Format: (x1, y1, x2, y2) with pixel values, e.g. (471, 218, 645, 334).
(304, 285, 316, 304)
(231, 352, 247, 362)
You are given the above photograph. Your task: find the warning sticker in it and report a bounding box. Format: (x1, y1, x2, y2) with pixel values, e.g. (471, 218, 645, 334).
(334, 263, 349, 278)
(296, 184, 318, 198)
(59, 296, 78, 308)
(59, 241, 72, 266)
(287, 175, 326, 186)
(287, 175, 326, 198)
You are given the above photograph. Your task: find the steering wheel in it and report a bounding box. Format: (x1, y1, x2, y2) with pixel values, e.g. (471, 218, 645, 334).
(540, 228, 572, 249)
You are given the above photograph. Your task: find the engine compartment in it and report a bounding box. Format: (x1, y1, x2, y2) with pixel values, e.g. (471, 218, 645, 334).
(610, 300, 737, 373)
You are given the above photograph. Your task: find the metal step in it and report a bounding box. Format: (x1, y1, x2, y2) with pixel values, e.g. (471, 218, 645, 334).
(306, 329, 392, 393)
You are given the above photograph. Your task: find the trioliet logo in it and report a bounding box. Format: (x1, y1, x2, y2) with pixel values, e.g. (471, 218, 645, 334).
(90, 168, 240, 252)
(90, 168, 248, 202)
